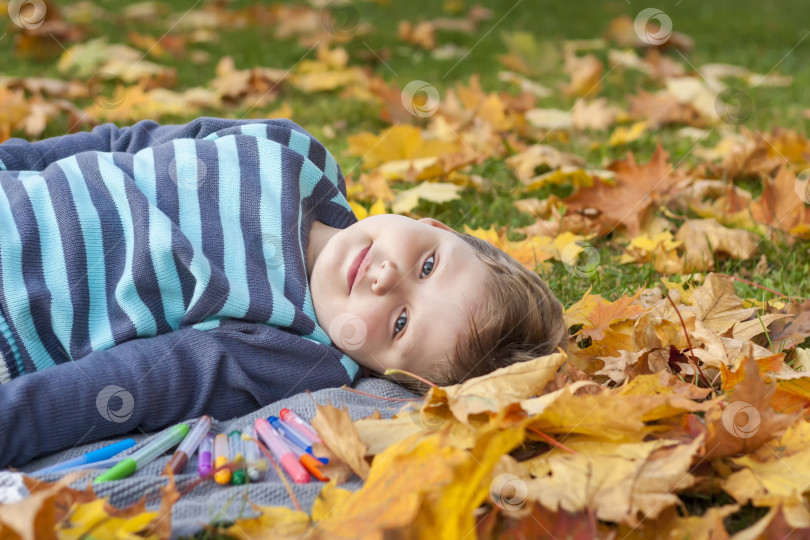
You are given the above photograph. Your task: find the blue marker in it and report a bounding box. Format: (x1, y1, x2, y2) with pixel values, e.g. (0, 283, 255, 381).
(268, 416, 312, 455)
(41, 457, 123, 473)
(33, 439, 136, 475)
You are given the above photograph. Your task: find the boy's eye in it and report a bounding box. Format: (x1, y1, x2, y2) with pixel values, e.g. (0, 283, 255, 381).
(420, 254, 435, 278)
(393, 254, 436, 338)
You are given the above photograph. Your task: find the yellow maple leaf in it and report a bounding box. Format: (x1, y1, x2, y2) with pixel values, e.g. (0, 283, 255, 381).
(225, 504, 310, 540)
(424, 353, 568, 424)
(349, 199, 387, 219)
(722, 418, 810, 528)
(391, 182, 463, 214)
(347, 124, 461, 169)
(312, 431, 462, 538)
(608, 120, 649, 146)
(58, 499, 159, 540)
(525, 167, 600, 191)
(523, 435, 703, 526)
(0, 85, 30, 142)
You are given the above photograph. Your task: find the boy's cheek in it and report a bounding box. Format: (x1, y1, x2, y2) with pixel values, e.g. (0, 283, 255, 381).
(325, 311, 372, 353)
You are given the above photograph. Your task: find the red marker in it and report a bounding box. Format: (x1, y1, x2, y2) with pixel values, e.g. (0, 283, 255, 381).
(279, 408, 322, 444)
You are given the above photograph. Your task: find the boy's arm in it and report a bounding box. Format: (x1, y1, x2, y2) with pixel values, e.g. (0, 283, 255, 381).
(0, 322, 355, 469)
(0, 117, 309, 172)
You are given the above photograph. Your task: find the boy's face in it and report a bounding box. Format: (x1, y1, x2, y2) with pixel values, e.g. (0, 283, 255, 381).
(309, 214, 489, 381)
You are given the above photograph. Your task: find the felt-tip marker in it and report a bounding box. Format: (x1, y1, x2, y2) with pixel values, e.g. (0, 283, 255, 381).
(229, 430, 246, 485)
(287, 440, 329, 482)
(213, 433, 231, 485)
(33, 439, 136, 475)
(95, 424, 189, 483)
(197, 433, 213, 477)
(268, 416, 312, 455)
(242, 426, 267, 482)
(165, 415, 212, 475)
(279, 408, 322, 444)
(254, 418, 310, 484)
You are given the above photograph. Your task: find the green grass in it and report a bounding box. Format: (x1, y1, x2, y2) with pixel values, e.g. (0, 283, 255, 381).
(3, 0, 810, 535)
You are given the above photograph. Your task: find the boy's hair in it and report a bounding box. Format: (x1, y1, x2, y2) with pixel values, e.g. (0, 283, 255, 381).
(366, 231, 570, 395)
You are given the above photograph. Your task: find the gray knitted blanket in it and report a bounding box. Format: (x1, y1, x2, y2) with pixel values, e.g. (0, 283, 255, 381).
(12, 378, 422, 538)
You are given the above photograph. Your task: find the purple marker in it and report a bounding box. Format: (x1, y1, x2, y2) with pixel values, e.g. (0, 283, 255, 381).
(197, 433, 214, 477)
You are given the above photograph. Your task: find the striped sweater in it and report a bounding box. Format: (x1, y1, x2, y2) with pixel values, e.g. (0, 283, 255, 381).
(0, 117, 361, 467)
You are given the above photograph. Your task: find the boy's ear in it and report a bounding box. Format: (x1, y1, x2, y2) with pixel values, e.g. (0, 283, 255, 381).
(418, 217, 454, 232)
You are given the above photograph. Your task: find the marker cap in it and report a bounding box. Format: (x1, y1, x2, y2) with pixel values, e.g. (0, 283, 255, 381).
(94, 458, 137, 483)
(232, 469, 246, 485)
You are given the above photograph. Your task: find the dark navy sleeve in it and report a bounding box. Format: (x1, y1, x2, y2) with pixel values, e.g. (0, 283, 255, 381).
(0, 321, 356, 468)
(0, 117, 311, 172)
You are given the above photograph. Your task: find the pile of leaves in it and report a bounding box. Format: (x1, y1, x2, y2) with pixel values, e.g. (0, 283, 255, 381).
(2, 0, 810, 537)
(3, 273, 810, 538)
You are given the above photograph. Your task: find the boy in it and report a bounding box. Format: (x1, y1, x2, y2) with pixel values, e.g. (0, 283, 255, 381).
(0, 118, 567, 468)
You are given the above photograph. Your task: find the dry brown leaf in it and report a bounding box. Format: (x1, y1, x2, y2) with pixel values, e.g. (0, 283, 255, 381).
(572, 97, 621, 131)
(398, 20, 435, 50)
(424, 353, 568, 424)
(629, 89, 703, 128)
(562, 144, 683, 238)
(310, 399, 371, 479)
(675, 218, 759, 272)
(560, 52, 603, 97)
(703, 354, 802, 460)
(524, 435, 703, 527)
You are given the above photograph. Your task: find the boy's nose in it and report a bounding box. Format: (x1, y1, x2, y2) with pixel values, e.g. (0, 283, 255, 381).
(370, 260, 401, 295)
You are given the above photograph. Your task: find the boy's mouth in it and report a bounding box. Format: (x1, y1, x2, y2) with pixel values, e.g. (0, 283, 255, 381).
(347, 244, 372, 294)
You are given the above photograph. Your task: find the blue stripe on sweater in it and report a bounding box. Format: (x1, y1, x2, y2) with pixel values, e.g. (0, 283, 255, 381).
(298, 199, 321, 331)
(58, 156, 115, 352)
(4, 174, 58, 372)
(238, 123, 268, 141)
(173, 139, 214, 319)
(19, 173, 73, 362)
(0, 181, 26, 375)
(132, 148, 179, 333)
(256, 138, 295, 328)
(96, 153, 158, 339)
(215, 136, 249, 319)
(324, 154, 339, 187)
(340, 353, 359, 379)
(0, 157, 6, 171)
(287, 130, 311, 161)
(297, 159, 338, 346)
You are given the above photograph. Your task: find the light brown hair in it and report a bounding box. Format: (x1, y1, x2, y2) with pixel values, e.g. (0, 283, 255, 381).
(366, 231, 570, 395)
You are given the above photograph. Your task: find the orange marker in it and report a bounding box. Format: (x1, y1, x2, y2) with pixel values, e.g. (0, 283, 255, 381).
(287, 440, 329, 482)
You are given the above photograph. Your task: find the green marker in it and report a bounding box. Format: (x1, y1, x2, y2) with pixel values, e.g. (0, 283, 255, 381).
(229, 430, 246, 485)
(95, 423, 190, 483)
